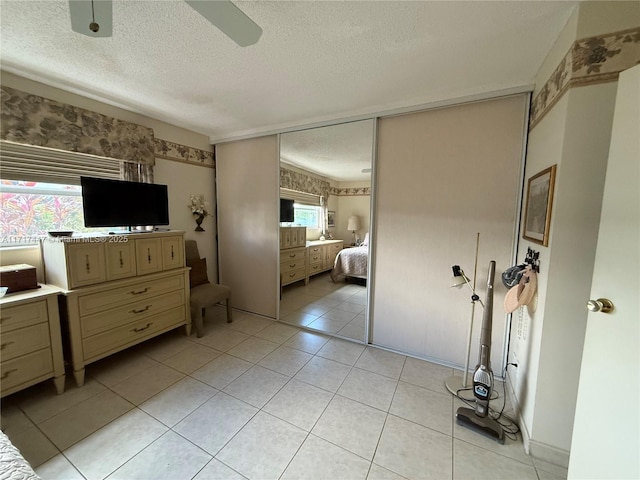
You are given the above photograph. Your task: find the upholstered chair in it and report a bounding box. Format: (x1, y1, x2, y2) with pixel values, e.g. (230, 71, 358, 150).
(184, 240, 232, 337)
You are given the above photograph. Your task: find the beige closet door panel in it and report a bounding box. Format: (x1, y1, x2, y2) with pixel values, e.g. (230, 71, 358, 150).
(216, 135, 279, 318)
(372, 95, 527, 367)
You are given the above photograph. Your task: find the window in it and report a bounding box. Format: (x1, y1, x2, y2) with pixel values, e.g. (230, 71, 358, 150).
(293, 204, 322, 229)
(0, 180, 103, 245)
(0, 141, 125, 245)
(279, 188, 323, 229)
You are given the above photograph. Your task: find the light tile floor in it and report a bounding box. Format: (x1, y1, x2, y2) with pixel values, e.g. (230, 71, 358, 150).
(280, 272, 367, 342)
(0, 307, 568, 480)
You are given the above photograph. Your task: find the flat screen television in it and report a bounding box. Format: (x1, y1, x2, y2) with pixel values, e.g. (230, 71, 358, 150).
(280, 198, 294, 222)
(81, 176, 170, 229)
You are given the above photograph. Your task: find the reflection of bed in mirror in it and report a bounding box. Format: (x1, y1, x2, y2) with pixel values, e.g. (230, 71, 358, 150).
(331, 234, 369, 282)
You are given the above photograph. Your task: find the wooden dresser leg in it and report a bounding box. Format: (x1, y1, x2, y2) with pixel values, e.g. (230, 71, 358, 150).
(53, 374, 66, 394)
(73, 368, 85, 387)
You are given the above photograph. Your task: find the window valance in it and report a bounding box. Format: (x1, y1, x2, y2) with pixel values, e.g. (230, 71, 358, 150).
(279, 166, 330, 200)
(1, 86, 155, 166)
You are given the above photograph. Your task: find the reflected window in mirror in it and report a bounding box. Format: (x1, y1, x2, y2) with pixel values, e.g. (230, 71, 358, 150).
(291, 204, 322, 229)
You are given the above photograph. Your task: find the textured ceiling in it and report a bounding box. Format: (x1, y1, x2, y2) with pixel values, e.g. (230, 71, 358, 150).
(0, 1, 577, 179)
(281, 120, 374, 182)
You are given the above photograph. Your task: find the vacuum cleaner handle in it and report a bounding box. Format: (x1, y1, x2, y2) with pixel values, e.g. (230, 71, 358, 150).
(478, 260, 496, 358)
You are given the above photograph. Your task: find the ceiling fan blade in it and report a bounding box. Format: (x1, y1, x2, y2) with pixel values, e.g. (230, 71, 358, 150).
(69, 0, 112, 37)
(184, 0, 262, 47)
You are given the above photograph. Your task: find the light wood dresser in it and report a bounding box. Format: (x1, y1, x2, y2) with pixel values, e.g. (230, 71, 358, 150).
(0, 284, 65, 397)
(42, 230, 190, 386)
(307, 240, 343, 279)
(280, 227, 307, 287)
(279, 227, 344, 287)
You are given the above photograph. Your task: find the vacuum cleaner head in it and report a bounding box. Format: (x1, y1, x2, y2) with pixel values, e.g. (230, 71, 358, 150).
(456, 406, 505, 444)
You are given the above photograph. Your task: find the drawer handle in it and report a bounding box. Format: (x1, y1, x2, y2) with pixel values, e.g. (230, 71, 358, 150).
(130, 287, 150, 295)
(130, 305, 152, 314)
(0, 341, 15, 350)
(289, 264, 296, 268)
(85, 254, 91, 273)
(131, 322, 152, 333)
(1, 369, 17, 380)
(288, 273, 296, 278)
(147, 248, 152, 264)
(171, 245, 175, 260)
(119, 251, 124, 268)
(289, 254, 296, 258)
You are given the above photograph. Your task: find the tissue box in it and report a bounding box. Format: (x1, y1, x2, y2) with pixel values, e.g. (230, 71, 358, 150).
(0, 264, 38, 293)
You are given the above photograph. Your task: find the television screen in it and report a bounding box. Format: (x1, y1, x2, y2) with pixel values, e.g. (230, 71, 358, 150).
(81, 176, 170, 228)
(280, 198, 294, 222)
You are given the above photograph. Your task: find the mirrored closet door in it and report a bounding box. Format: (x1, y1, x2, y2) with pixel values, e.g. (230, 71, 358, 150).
(278, 119, 374, 343)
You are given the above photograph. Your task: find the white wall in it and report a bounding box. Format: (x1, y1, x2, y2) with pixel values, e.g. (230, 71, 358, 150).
(509, 92, 570, 442)
(154, 159, 216, 282)
(510, 1, 638, 463)
(335, 190, 371, 245)
(516, 82, 618, 459)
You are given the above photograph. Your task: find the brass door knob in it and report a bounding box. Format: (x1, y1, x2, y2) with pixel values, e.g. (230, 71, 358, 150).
(586, 298, 614, 313)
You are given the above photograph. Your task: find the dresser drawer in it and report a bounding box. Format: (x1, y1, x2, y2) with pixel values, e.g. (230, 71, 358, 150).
(78, 274, 186, 316)
(67, 243, 107, 288)
(282, 268, 306, 286)
(136, 238, 163, 275)
(81, 290, 186, 337)
(105, 241, 137, 281)
(83, 307, 185, 361)
(281, 259, 306, 274)
(309, 252, 323, 264)
(1, 348, 53, 393)
(161, 236, 185, 270)
(308, 263, 324, 275)
(281, 248, 305, 262)
(308, 245, 323, 256)
(1, 323, 51, 361)
(0, 301, 48, 332)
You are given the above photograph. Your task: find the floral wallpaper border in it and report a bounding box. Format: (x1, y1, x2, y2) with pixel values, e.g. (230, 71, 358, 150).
(154, 138, 214, 168)
(530, 27, 640, 129)
(0, 86, 214, 169)
(280, 166, 331, 199)
(280, 166, 371, 198)
(1, 86, 155, 165)
(331, 186, 371, 196)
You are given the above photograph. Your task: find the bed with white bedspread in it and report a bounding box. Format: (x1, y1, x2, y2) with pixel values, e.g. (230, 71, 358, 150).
(0, 431, 39, 480)
(330, 244, 368, 281)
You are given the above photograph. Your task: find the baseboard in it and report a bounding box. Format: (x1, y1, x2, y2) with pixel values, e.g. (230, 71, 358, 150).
(529, 440, 570, 469)
(505, 380, 531, 454)
(505, 381, 570, 468)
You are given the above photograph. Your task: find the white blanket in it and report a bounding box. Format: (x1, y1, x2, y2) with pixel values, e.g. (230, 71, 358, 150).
(331, 246, 368, 281)
(0, 431, 39, 480)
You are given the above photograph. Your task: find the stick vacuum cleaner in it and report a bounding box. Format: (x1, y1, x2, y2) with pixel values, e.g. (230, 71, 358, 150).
(455, 260, 505, 444)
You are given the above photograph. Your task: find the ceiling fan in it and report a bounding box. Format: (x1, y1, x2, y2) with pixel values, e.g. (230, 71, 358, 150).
(68, 0, 262, 47)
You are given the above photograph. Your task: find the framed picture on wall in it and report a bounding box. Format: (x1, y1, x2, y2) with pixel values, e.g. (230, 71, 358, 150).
(327, 211, 336, 228)
(523, 165, 557, 246)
